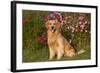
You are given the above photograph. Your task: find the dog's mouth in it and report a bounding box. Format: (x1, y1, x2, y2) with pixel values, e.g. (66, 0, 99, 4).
(51, 26, 56, 33)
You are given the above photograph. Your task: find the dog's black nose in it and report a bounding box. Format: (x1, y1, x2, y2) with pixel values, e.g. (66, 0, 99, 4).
(51, 26, 54, 29)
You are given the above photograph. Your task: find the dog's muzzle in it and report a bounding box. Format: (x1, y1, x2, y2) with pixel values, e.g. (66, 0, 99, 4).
(51, 26, 56, 32)
(51, 26, 54, 30)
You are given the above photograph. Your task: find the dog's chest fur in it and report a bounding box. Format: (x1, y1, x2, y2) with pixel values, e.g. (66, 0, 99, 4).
(47, 31, 59, 48)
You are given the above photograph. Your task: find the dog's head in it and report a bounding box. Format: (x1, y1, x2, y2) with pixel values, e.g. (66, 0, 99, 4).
(45, 12, 63, 33)
(45, 19, 61, 33)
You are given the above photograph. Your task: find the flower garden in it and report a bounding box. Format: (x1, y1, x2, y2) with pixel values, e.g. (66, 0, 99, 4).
(22, 10, 91, 62)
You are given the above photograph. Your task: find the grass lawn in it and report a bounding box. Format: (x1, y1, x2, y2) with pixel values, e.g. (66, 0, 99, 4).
(23, 46, 91, 62)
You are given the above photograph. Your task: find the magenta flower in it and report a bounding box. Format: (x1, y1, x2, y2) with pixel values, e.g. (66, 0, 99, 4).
(41, 34, 47, 42)
(78, 15, 85, 21)
(79, 21, 84, 25)
(37, 34, 47, 44)
(44, 12, 62, 22)
(80, 24, 85, 30)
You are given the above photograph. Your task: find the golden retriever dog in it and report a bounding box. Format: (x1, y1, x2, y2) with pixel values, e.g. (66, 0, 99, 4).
(45, 12, 84, 60)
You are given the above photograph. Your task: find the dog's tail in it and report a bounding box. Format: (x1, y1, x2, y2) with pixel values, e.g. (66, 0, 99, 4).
(77, 49, 85, 55)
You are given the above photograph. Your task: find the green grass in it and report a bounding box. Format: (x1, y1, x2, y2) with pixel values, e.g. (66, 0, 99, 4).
(23, 44, 90, 62)
(22, 10, 91, 63)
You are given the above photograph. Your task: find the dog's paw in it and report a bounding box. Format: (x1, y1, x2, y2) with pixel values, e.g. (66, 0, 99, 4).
(65, 52, 75, 57)
(48, 58, 53, 61)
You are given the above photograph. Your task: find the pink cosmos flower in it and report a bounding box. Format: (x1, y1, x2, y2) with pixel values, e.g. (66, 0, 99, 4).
(67, 26, 70, 29)
(80, 29, 83, 32)
(75, 29, 78, 32)
(44, 12, 62, 22)
(79, 21, 84, 25)
(85, 30, 88, 32)
(80, 24, 85, 30)
(84, 21, 88, 25)
(65, 16, 68, 20)
(75, 25, 78, 28)
(70, 26, 75, 33)
(78, 15, 85, 21)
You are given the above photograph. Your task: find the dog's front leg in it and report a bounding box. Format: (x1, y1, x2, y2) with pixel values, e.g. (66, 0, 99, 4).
(49, 48, 55, 60)
(57, 48, 64, 60)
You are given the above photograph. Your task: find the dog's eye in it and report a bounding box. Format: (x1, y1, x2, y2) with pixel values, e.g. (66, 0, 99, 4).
(53, 24, 56, 25)
(49, 23, 51, 25)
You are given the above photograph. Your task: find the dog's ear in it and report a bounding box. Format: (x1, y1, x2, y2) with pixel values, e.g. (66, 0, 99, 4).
(57, 20, 65, 29)
(61, 20, 64, 26)
(56, 20, 61, 29)
(57, 22, 61, 29)
(45, 21, 49, 29)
